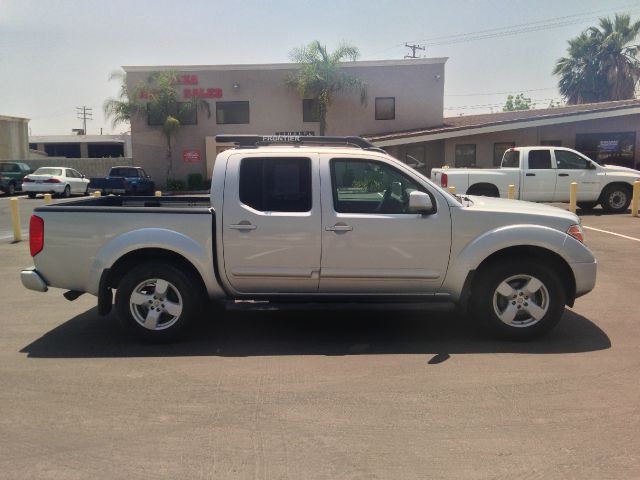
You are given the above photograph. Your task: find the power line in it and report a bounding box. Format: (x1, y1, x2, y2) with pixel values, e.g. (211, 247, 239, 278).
(76, 106, 93, 135)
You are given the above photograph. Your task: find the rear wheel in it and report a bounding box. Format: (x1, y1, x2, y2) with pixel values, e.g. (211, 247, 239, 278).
(472, 260, 566, 340)
(27, 193, 36, 199)
(600, 184, 631, 213)
(62, 185, 71, 198)
(115, 262, 202, 342)
(7, 183, 16, 195)
(466, 184, 500, 197)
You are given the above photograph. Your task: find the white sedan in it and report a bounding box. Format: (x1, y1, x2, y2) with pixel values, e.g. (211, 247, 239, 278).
(22, 167, 90, 198)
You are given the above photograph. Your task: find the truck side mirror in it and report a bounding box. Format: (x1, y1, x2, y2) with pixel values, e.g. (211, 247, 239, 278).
(409, 191, 434, 214)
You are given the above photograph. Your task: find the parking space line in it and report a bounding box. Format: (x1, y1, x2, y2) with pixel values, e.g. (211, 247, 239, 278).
(583, 226, 640, 243)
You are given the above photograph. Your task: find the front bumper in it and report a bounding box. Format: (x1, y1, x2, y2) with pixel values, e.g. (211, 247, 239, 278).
(21, 268, 48, 292)
(571, 260, 597, 298)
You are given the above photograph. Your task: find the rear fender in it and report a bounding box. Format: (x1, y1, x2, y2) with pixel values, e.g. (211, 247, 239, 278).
(85, 228, 224, 299)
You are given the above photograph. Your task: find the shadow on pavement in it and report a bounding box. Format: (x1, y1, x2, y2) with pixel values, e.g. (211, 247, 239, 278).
(21, 306, 611, 359)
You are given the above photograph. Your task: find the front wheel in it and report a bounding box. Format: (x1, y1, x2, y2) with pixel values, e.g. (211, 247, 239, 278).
(472, 260, 566, 340)
(600, 184, 631, 213)
(115, 262, 202, 342)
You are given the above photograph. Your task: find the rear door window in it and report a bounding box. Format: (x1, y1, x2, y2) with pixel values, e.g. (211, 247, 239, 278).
(239, 157, 312, 212)
(527, 150, 552, 169)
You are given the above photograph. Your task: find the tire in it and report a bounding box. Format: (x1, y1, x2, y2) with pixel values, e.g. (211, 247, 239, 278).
(115, 262, 202, 342)
(600, 184, 631, 213)
(577, 201, 597, 211)
(472, 259, 566, 340)
(27, 193, 36, 199)
(62, 185, 71, 198)
(8, 183, 16, 196)
(84, 186, 89, 196)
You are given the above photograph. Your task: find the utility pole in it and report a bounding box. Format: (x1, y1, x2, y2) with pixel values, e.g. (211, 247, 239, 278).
(76, 106, 93, 135)
(404, 43, 425, 59)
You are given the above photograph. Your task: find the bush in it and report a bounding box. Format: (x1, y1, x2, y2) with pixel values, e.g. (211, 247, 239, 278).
(187, 173, 204, 190)
(165, 178, 186, 191)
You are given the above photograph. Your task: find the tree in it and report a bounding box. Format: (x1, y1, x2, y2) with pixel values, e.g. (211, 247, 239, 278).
(285, 41, 367, 135)
(553, 13, 640, 104)
(104, 70, 210, 178)
(503, 93, 534, 111)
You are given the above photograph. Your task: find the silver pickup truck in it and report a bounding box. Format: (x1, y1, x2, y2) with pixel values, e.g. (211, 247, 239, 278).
(21, 135, 597, 342)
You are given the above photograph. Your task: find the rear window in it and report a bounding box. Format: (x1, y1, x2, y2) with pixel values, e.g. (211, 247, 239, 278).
(0, 163, 19, 172)
(110, 168, 138, 177)
(528, 150, 552, 169)
(501, 150, 520, 168)
(34, 168, 62, 176)
(239, 157, 311, 212)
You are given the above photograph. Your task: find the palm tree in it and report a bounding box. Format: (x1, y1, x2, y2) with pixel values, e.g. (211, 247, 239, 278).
(104, 70, 210, 178)
(285, 41, 367, 135)
(554, 14, 640, 104)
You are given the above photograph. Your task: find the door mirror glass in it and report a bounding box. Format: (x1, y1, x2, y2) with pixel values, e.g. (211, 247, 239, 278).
(409, 191, 433, 213)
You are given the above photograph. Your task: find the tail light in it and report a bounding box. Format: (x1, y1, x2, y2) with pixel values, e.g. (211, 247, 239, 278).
(30, 215, 44, 256)
(440, 172, 448, 188)
(23, 177, 34, 183)
(44, 178, 61, 183)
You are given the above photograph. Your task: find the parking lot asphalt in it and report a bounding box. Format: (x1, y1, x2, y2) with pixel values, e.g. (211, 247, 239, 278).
(0, 197, 639, 479)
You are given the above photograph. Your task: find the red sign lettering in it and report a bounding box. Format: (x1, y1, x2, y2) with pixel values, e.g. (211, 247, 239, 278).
(184, 88, 222, 99)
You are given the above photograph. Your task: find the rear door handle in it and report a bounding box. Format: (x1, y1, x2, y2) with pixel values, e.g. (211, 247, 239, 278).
(525, 173, 536, 177)
(558, 173, 569, 177)
(229, 222, 257, 231)
(326, 224, 353, 232)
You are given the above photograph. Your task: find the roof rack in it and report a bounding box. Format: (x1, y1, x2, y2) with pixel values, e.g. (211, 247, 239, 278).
(215, 134, 386, 153)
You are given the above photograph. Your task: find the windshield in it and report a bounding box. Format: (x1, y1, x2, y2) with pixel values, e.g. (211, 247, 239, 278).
(34, 168, 63, 176)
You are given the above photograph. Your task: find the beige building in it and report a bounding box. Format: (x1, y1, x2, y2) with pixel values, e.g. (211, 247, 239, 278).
(123, 58, 447, 182)
(0, 115, 29, 160)
(368, 99, 640, 174)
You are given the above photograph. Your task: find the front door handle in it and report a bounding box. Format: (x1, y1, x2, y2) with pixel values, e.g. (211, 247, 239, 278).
(326, 224, 353, 232)
(558, 173, 569, 177)
(229, 221, 257, 231)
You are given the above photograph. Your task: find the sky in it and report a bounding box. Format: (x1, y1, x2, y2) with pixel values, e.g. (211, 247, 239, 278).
(1, 0, 639, 136)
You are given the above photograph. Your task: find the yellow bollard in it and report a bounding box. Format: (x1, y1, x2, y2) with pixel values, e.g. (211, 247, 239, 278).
(154, 190, 162, 197)
(569, 182, 577, 214)
(508, 184, 515, 200)
(44, 193, 52, 205)
(10, 197, 21, 242)
(448, 186, 456, 194)
(93, 191, 101, 198)
(632, 180, 639, 217)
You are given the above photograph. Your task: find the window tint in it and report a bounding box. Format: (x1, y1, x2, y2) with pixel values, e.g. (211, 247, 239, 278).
(555, 150, 591, 169)
(240, 157, 311, 212)
(494, 142, 515, 166)
(528, 150, 552, 169)
(302, 99, 320, 122)
(501, 150, 520, 168)
(455, 144, 476, 167)
(330, 158, 424, 214)
(34, 168, 62, 176)
(216, 101, 250, 124)
(110, 168, 138, 177)
(375, 97, 395, 120)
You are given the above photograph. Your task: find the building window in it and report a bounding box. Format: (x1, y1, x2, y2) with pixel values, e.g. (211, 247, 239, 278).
(493, 142, 515, 166)
(239, 157, 311, 212)
(302, 99, 321, 122)
(541, 140, 562, 146)
(454, 144, 476, 167)
(147, 102, 197, 126)
(43, 143, 81, 158)
(375, 97, 395, 120)
(216, 101, 250, 124)
(575, 132, 635, 168)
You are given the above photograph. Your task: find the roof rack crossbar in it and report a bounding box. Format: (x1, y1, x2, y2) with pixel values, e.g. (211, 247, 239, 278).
(215, 134, 385, 152)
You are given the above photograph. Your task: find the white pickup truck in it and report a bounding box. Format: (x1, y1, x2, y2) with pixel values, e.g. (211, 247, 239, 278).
(21, 135, 597, 342)
(431, 147, 640, 213)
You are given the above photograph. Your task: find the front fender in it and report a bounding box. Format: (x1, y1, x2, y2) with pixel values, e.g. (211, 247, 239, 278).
(441, 224, 593, 300)
(85, 228, 223, 298)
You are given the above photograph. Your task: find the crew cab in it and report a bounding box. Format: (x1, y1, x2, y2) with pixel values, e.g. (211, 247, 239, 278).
(21, 135, 597, 342)
(89, 166, 155, 195)
(0, 161, 32, 195)
(431, 147, 640, 213)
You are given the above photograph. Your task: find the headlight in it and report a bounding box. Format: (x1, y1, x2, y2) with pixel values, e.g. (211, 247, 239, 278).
(567, 224, 584, 243)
